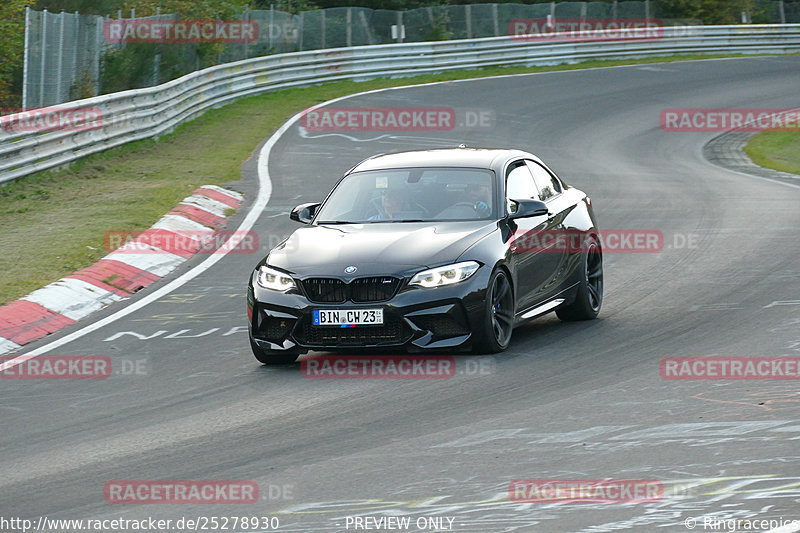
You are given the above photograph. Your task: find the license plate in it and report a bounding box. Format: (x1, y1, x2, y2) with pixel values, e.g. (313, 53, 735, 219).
(313, 309, 383, 326)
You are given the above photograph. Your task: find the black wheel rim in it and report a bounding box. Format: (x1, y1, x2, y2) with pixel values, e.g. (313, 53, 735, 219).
(490, 272, 514, 347)
(585, 241, 603, 312)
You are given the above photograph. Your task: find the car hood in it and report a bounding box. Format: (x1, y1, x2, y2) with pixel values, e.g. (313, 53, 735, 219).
(267, 221, 497, 277)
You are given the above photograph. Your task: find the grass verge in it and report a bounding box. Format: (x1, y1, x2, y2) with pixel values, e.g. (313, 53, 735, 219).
(744, 131, 800, 175)
(0, 53, 780, 305)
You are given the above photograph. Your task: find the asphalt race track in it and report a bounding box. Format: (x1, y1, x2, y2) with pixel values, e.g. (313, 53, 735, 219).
(2, 56, 800, 533)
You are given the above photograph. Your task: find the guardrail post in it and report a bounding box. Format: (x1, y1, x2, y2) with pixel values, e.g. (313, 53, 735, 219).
(321, 10, 326, 49)
(73, 11, 80, 98)
(465, 5, 472, 39)
(39, 9, 48, 108)
(492, 4, 499, 36)
(612, 1, 618, 19)
(580, 2, 587, 21)
(347, 7, 352, 47)
(22, 5, 31, 109)
(57, 12, 65, 103)
(94, 16, 102, 96)
(269, 4, 274, 50)
(153, 8, 161, 85)
(244, 5, 250, 59)
(396, 11, 403, 43)
(645, 0, 650, 21)
(778, 1, 786, 23)
(298, 11, 304, 51)
(550, 2, 556, 19)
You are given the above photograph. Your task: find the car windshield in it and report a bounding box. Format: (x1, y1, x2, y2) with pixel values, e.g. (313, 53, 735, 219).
(314, 167, 496, 223)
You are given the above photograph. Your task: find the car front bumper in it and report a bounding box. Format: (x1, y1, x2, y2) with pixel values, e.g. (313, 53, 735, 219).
(247, 269, 490, 353)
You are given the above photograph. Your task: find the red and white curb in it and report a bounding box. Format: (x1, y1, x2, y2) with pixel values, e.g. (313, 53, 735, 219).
(0, 185, 243, 355)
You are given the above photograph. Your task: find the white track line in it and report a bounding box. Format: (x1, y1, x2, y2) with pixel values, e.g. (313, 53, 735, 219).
(3, 56, 798, 371)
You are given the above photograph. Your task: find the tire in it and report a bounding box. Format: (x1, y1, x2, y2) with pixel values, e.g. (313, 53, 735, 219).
(475, 268, 515, 354)
(556, 235, 603, 321)
(250, 336, 299, 365)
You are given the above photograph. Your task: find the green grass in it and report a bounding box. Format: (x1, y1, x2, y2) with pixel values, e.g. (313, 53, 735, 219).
(744, 131, 800, 175)
(0, 53, 782, 305)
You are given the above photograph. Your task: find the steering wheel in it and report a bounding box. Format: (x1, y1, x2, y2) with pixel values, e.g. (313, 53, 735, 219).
(452, 201, 490, 217)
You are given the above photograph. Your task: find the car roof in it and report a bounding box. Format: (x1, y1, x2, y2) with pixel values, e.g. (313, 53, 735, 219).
(349, 148, 543, 173)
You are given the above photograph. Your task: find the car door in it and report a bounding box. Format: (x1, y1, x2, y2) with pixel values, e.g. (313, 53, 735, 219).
(525, 160, 571, 298)
(505, 160, 561, 311)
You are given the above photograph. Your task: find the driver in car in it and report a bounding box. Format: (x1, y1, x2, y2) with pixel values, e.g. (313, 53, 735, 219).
(368, 188, 406, 221)
(465, 182, 491, 217)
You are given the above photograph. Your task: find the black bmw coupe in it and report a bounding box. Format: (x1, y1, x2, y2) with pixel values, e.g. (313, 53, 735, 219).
(247, 148, 602, 364)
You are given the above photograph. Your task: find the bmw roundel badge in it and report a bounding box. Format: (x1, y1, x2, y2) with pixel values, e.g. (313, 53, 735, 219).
(344, 265, 357, 274)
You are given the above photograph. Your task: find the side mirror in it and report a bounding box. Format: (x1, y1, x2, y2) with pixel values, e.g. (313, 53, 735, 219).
(290, 202, 320, 224)
(508, 199, 549, 220)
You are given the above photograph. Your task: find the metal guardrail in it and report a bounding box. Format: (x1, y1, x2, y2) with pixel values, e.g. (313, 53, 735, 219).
(2, 24, 800, 184)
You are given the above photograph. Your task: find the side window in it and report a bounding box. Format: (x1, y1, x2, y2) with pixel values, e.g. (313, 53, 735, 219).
(526, 161, 562, 201)
(505, 162, 538, 201)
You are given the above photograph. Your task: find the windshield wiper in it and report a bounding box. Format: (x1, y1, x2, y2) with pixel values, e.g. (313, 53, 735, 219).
(316, 220, 353, 225)
(367, 219, 427, 223)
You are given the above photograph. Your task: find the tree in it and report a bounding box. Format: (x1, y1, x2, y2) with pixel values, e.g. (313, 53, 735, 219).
(0, 0, 27, 108)
(250, 0, 319, 13)
(97, 0, 252, 94)
(33, 0, 127, 17)
(655, 0, 748, 24)
(117, 0, 249, 18)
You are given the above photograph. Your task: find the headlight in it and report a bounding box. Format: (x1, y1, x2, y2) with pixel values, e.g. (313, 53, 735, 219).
(257, 265, 296, 292)
(410, 261, 480, 288)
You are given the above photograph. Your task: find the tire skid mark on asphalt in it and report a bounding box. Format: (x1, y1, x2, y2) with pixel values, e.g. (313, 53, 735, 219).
(428, 420, 800, 452)
(253, 474, 799, 533)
